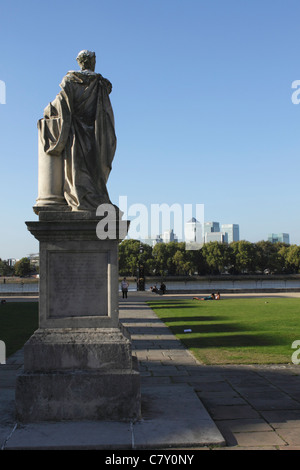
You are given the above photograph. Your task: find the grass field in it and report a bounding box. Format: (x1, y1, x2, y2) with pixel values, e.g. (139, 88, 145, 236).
(0, 302, 38, 358)
(147, 297, 300, 365)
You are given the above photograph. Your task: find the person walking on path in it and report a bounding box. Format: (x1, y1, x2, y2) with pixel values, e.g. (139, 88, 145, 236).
(121, 277, 129, 299)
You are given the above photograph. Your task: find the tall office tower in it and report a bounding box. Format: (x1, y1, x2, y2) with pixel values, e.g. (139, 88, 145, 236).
(268, 233, 290, 244)
(204, 222, 220, 237)
(221, 224, 239, 243)
(162, 229, 178, 243)
(185, 218, 203, 243)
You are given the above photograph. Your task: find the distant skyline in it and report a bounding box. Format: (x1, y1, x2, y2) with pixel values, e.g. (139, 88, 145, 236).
(1, 0, 300, 259)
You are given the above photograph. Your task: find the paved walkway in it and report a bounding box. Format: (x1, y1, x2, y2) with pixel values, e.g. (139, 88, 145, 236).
(1, 291, 300, 449)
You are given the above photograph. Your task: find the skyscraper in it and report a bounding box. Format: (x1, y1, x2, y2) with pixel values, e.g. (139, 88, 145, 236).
(268, 233, 290, 244)
(221, 224, 239, 243)
(185, 218, 203, 244)
(204, 222, 220, 237)
(162, 229, 178, 243)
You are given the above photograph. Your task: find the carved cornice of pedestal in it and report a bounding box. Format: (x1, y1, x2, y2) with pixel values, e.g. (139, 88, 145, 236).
(26, 211, 129, 242)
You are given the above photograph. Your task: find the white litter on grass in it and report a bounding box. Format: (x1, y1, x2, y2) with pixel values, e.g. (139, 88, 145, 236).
(184, 329, 192, 333)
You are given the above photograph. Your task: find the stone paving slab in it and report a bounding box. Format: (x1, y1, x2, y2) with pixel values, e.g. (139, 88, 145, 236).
(0, 425, 16, 450)
(217, 418, 273, 433)
(276, 428, 300, 446)
(259, 410, 300, 428)
(134, 385, 225, 449)
(197, 391, 248, 407)
(5, 421, 133, 450)
(208, 405, 261, 421)
(231, 430, 286, 447)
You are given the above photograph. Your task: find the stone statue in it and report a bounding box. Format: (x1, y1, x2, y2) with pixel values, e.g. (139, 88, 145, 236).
(17, 52, 140, 424)
(35, 50, 116, 212)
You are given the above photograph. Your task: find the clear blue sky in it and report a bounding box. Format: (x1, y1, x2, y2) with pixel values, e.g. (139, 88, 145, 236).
(1, 0, 300, 259)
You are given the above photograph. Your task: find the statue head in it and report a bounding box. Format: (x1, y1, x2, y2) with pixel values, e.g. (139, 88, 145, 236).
(76, 50, 96, 72)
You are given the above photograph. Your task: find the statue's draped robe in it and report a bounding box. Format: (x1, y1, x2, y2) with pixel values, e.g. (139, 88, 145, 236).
(38, 71, 116, 210)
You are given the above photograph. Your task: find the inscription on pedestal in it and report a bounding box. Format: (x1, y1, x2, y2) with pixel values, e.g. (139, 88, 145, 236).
(48, 251, 108, 317)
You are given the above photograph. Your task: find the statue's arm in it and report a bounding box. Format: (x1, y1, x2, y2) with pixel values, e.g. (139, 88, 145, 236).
(44, 101, 59, 119)
(100, 76, 112, 94)
(40, 83, 72, 156)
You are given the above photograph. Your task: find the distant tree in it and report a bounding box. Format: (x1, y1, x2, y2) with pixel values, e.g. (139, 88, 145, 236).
(119, 240, 152, 276)
(201, 243, 220, 274)
(152, 243, 169, 276)
(188, 249, 208, 275)
(0, 259, 14, 276)
(201, 242, 233, 274)
(231, 241, 257, 274)
(166, 242, 186, 275)
(14, 257, 32, 277)
(173, 248, 194, 275)
(277, 244, 290, 273)
(255, 241, 286, 273)
(282, 245, 300, 273)
(152, 242, 190, 276)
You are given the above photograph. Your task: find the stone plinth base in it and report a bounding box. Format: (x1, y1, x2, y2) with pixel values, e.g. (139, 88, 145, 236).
(22, 327, 134, 372)
(15, 360, 141, 422)
(15, 211, 141, 423)
(15, 327, 141, 423)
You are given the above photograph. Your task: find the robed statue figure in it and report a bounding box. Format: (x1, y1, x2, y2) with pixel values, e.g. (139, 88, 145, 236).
(36, 50, 116, 212)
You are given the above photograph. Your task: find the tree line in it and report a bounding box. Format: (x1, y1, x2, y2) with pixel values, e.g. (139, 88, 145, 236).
(2, 240, 299, 279)
(119, 239, 300, 277)
(0, 258, 37, 277)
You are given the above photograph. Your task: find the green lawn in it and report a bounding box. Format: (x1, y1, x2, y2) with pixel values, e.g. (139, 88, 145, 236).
(0, 302, 38, 358)
(147, 297, 300, 365)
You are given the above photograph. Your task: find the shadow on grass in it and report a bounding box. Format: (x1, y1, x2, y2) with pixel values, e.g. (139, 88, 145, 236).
(147, 298, 295, 356)
(147, 303, 200, 310)
(159, 315, 226, 323)
(159, 315, 288, 350)
(178, 333, 285, 349)
(164, 322, 249, 335)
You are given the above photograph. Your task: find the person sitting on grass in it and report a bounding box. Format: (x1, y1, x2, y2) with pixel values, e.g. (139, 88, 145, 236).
(150, 285, 159, 294)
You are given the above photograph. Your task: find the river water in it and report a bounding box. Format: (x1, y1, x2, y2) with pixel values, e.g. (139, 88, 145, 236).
(0, 277, 299, 294)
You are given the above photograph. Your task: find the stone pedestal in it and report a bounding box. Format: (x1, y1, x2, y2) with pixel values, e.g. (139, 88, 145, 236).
(15, 210, 141, 423)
